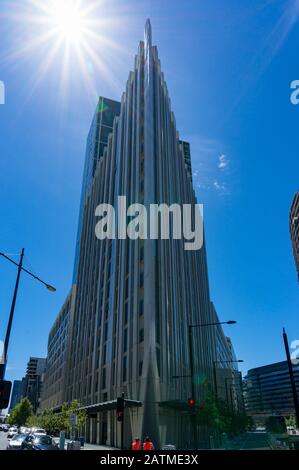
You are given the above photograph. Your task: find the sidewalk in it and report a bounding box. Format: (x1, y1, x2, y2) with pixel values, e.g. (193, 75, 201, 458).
(54, 437, 119, 451)
(82, 442, 119, 451)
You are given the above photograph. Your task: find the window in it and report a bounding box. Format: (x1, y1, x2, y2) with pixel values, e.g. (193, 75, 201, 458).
(139, 328, 144, 343)
(123, 328, 128, 353)
(102, 368, 106, 389)
(124, 302, 129, 324)
(123, 356, 127, 382)
(140, 272, 144, 288)
(100, 125, 112, 143)
(139, 299, 144, 316)
(139, 361, 143, 376)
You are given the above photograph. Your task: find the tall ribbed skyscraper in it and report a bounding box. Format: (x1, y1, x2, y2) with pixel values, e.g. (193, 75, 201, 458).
(290, 191, 299, 281)
(54, 19, 235, 448)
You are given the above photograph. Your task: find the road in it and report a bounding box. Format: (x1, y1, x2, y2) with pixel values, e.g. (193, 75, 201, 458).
(0, 431, 9, 450)
(0, 431, 116, 451)
(228, 432, 273, 450)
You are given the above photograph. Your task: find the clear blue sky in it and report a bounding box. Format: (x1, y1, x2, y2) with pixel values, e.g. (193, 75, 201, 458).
(0, 0, 298, 386)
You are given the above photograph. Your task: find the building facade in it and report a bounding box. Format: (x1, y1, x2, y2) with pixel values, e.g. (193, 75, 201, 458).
(42, 20, 241, 449)
(290, 191, 299, 281)
(64, 20, 229, 449)
(210, 302, 244, 414)
(21, 357, 46, 412)
(244, 361, 299, 419)
(9, 380, 22, 411)
(40, 286, 76, 410)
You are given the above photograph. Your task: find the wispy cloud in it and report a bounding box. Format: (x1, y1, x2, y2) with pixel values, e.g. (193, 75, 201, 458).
(186, 135, 231, 197)
(213, 180, 228, 194)
(218, 154, 229, 171)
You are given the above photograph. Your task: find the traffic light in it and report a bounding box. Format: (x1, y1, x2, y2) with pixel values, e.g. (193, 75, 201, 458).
(0, 380, 12, 409)
(188, 398, 196, 407)
(116, 396, 125, 422)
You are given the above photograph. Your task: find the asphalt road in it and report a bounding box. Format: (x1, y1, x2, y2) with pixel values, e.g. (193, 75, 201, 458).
(0, 431, 9, 450)
(228, 432, 273, 450)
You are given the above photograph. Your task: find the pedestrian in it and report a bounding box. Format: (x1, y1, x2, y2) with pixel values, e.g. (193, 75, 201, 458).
(143, 436, 154, 450)
(132, 437, 141, 450)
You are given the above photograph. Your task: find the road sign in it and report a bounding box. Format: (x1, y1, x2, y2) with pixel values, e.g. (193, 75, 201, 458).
(69, 413, 78, 427)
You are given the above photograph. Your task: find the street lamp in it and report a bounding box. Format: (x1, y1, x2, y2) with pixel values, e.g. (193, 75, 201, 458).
(0, 249, 56, 380)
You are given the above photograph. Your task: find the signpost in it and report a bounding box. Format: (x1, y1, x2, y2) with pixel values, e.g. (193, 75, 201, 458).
(69, 413, 78, 441)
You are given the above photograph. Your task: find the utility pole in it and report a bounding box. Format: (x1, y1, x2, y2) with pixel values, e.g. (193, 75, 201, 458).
(283, 328, 299, 427)
(0, 248, 24, 380)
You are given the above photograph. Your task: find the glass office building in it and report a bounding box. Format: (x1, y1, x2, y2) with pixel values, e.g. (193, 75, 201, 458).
(244, 361, 299, 418)
(72, 97, 121, 283)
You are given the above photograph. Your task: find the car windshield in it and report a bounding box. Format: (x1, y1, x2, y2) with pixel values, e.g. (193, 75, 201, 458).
(11, 434, 26, 441)
(34, 436, 53, 445)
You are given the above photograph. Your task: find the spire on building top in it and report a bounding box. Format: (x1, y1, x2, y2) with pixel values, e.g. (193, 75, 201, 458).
(144, 18, 152, 47)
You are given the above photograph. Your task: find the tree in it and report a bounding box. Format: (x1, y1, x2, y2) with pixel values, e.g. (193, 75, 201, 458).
(8, 398, 33, 426)
(24, 401, 87, 436)
(61, 400, 87, 433)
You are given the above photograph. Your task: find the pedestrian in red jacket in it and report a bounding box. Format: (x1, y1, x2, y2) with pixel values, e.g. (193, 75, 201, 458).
(132, 437, 141, 450)
(143, 436, 154, 450)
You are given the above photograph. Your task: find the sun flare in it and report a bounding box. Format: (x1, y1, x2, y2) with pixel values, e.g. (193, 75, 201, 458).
(48, 0, 87, 44)
(2, 0, 128, 101)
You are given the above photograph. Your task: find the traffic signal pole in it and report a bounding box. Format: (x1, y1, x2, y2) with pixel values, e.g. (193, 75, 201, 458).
(116, 393, 125, 449)
(121, 392, 124, 450)
(188, 325, 198, 449)
(283, 328, 299, 427)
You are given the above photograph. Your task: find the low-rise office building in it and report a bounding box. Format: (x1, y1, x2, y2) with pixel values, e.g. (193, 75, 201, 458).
(40, 286, 76, 410)
(244, 361, 299, 419)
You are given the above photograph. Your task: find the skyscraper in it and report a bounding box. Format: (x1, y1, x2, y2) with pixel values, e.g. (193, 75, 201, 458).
(73, 97, 121, 283)
(9, 380, 22, 411)
(65, 19, 221, 448)
(290, 191, 299, 281)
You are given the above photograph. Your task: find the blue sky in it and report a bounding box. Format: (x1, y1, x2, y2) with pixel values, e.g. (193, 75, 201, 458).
(0, 0, 298, 387)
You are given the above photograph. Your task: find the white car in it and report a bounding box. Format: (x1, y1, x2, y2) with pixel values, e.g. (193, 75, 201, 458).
(7, 426, 18, 439)
(31, 428, 46, 435)
(20, 426, 29, 434)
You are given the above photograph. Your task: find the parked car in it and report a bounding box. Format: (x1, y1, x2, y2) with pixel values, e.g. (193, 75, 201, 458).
(22, 434, 59, 451)
(7, 426, 19, 439)
(7, 434, 28, 451)
(1, 424, 9, 432)
(30, 428, 46, 435)
(20, 426, 30, 434)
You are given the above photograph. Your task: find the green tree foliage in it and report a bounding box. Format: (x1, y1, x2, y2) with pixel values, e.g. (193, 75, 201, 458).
(23, 400, 87, 436)
(8, 398, 33, 426)
(194, 392, 251, 436)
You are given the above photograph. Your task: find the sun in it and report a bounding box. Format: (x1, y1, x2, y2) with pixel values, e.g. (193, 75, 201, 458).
(48, 0, 87, 44)
(1, 0, 129, 101)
